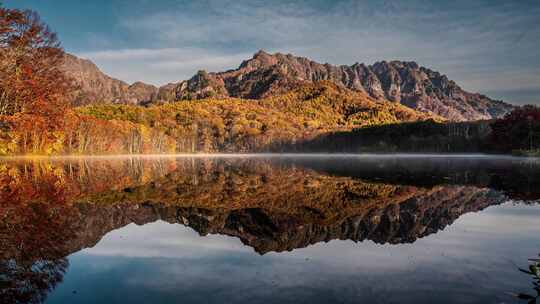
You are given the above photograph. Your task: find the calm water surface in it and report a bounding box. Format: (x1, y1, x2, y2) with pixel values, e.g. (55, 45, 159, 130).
(1, 155, 539, 304)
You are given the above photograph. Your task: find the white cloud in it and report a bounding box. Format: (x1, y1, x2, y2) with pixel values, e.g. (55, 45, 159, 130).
(76, 48, 252, 85)
(148, 53, 250, 71)
(72, 0, 540, 103)
(79, 48, 187, 61)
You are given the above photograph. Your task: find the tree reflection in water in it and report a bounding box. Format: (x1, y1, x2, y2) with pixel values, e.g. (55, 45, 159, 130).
(0, 258, 68, 304)
(0, 199, 76, 304)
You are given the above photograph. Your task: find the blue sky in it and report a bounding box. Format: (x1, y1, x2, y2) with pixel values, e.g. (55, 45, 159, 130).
(4, 0, 540, 105)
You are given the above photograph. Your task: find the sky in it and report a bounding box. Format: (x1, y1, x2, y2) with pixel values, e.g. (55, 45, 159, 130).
(4, 0, 540, 105)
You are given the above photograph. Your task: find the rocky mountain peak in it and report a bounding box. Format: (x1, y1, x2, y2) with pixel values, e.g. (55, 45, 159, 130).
(239, 49, 277, 70)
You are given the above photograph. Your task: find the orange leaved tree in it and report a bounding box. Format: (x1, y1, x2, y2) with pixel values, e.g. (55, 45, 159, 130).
(0, 5, 73, 154)
(0, 6, 70, 117)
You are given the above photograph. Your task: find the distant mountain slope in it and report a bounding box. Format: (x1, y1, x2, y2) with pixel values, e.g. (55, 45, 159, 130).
(62, 54, 157, 105)
(159, 51, 513, 121)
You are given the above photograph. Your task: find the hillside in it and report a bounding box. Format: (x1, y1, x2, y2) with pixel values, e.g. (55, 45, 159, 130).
(75, 82, 438, 153)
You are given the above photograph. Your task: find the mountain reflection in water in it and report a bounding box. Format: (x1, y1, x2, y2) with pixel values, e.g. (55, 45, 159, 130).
(0, 155, 539, 304)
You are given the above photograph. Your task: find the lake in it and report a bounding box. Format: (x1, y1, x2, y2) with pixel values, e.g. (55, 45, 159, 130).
(1, 154, 539, 304)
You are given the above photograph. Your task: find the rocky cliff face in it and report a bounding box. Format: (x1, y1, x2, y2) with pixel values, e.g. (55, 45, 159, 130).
(160, 51, 513, 121)
(62, 54, 157, 105)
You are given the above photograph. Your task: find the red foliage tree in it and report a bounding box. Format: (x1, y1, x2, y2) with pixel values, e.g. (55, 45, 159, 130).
(490, 105, 540, 152)
(0, 5, 70, 125)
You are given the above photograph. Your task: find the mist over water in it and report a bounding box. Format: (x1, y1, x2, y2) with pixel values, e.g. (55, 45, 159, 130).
(1, 155, 539, 304)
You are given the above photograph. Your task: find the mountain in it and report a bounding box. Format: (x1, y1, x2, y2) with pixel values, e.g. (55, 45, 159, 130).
(159, 51, 514, 121)
(62, 51, 514, 121)
(62, 54, 157, 105)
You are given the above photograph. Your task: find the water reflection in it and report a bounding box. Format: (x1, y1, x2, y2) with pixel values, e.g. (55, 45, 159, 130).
(0, 155, 539, 303)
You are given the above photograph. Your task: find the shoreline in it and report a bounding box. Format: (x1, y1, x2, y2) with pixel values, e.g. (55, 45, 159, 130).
(0, 152, 536, 160)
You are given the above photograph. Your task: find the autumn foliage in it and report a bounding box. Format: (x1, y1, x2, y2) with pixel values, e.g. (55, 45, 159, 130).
(0, 7, 69, 117)
(74, 82, 439, 154)
(490, 105, 540, 152)
(0, 5, 69, 154)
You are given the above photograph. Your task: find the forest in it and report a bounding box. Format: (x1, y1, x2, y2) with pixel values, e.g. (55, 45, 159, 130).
(0, 5, 537, 155)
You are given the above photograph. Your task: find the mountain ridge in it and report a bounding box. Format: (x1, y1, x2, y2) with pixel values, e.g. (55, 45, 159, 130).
(62, 54, 158, 105)
(62, 50, 514, 121)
